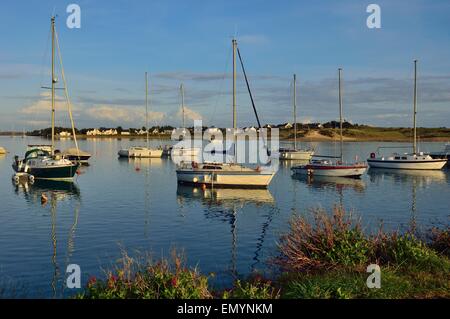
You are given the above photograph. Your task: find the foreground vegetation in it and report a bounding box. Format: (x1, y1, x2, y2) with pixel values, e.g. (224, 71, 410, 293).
(77, 206, 449, 299)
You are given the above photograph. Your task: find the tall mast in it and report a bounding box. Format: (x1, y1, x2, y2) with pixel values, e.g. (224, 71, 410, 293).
(338, 68, 343, 162)
(413, 60, 417, 154)
(51, 16, 56, 156)
(145, 71, 149, 148)
(293, 74, 297, 150)
(232, 39, 237, 130)
(180, 83, 185, 128)
(232, 39, 237, 161)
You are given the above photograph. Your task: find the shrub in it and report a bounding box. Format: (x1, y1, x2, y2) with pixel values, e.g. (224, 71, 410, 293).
(428, 226, 450, 257)
(274, 206, 370, 271)
(372, 232, 449, 272)
(223, 276, 280, 299)
(78, 250, 212, 299)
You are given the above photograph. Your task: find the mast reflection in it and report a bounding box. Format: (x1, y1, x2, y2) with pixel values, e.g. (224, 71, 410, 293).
(13, 179, 80, 298)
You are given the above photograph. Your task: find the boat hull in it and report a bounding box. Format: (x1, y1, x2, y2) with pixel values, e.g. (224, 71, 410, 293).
(176, 170, 275, 188)
(18, 164, 79, 181)
(118, 149, 163, 158)
(171, 148, 201, 157)
(64, 155, 91, 163)
(367, 158, 447, 170)
(292, 164, 367, 177)
(279, 150, 314, 160)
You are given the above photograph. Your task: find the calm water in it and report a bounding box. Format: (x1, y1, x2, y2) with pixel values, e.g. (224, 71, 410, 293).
(0, 136, 449, 298)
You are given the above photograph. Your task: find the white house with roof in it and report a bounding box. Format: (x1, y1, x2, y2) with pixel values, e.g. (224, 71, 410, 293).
(58, 131, 71, 137)
(137, 129, 147, 135)
(87, 129, 101, 136)
(101, 129, 117, 135)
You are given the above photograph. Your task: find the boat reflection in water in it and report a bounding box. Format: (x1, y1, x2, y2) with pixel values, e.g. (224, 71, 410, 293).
(368, 168, 447, 185)
(368, 168, 447, 232)
(292, 173, 366, 193)
(13, 179, 80, 298)
(118, 156, 164, 169)
(176, 185, 276, 278)
(177, 185, 275, 208)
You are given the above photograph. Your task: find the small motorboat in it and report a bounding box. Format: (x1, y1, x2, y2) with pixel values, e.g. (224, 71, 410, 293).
(62, 147, 91, 164)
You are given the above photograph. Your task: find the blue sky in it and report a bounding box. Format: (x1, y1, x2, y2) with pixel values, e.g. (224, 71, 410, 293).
(1, 0, 450, 130)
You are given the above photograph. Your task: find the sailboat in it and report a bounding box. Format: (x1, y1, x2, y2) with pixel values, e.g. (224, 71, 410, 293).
(291, 68, 367, 177)
(12, 17, 79, 181)
(429, 143, 450, 163)
(170, 83, 201, 157)
(118, 72, 163, 158)
(367, 60, 447, 170)
(176, 39, 275, 188)
(279, 74, 314, 160)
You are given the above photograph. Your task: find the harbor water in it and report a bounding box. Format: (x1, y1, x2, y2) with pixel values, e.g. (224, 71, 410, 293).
(0, 136, 449, 298)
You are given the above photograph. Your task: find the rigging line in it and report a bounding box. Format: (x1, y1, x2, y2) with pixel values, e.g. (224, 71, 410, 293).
(236, 47, 262, 128)
(39, 23, 52, 89)
(209, 44, 232, 126)
(236, 46, 271, 156)
(54, 28, 80, 156)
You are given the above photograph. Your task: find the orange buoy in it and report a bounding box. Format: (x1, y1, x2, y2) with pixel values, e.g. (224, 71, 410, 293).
(41, 193, 48, 204)
(135, 167, 141, 171)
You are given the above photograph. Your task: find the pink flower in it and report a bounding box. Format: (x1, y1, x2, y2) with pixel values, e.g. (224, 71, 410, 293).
(171, 277, 178, 287)
(87, 276, 97, 288)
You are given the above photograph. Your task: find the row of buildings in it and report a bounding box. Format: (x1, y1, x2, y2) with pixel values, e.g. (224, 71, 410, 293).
(85, 128, 172, 136)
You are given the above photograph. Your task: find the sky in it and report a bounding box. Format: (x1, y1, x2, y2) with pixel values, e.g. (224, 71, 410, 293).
(1, 0, 450, 130)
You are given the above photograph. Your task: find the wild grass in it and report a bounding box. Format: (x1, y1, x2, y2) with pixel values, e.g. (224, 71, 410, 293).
(274, 206, 370, 271)
(75, 206, 449, 299)
(77, 249, 212, 299)
(272, 206, 450, 299)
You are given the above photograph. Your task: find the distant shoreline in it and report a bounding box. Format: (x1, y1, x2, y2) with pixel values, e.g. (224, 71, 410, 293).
(1, 127, 449, 142)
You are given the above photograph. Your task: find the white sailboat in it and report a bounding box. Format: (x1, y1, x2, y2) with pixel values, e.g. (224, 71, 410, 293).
(170, 83, 201, 157)
(367, 60, 447, 170)
(12, 16, 79, 181)
(429, 143, 450, 163)
(279, 74, 314, 160)
(292, 68, 368, 177)
(118, 72, 163, 158)
(176, 39, 275, 188)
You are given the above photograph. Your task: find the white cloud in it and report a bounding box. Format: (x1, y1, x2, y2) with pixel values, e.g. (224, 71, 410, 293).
(175, 106, 202, 122)
(20, 92, 72, 115)
(85, 105, 165, 124)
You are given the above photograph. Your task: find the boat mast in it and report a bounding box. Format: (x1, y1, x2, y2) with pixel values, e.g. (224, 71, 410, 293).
(232, 39, 237, 131)
(145, 72, 149, 149)
(232, 39, 237, 161)
(338, 68, 343, 162)
(180, 83, 185, 128)
(51, 16, 56, 156)
(413, 60, 417, 154)
(293, 74, 297, 150)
